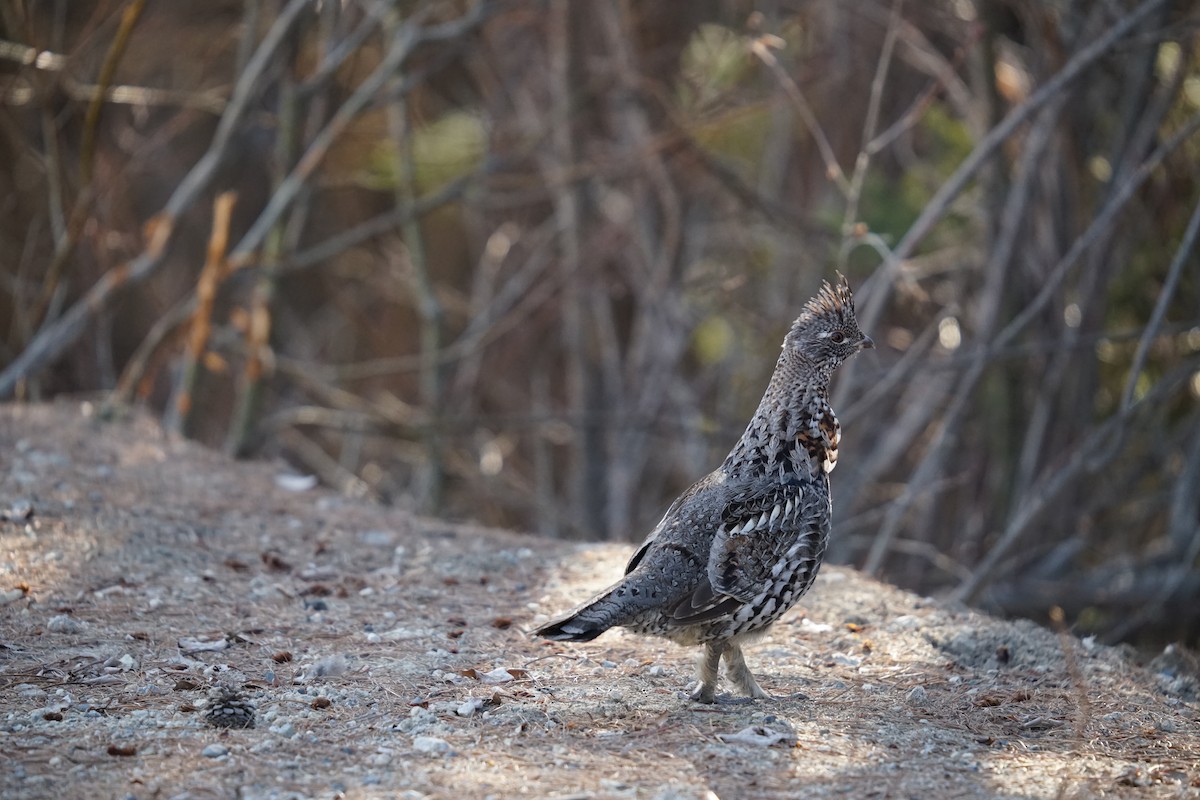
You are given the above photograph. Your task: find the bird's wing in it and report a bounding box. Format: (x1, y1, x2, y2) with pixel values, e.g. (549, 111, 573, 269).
(623, 479, 704, 575)
(667, 477, 830, 626)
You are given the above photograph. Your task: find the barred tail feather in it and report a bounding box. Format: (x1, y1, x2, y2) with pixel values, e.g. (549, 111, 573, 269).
(534, 586, 630, 642)
(534, 611, 609, 642)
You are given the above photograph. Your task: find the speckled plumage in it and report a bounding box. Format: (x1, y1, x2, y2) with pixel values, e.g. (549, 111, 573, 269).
(536, 276, 872, 702)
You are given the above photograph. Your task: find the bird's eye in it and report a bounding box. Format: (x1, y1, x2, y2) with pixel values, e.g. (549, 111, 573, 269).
(829, 331, 846, 344)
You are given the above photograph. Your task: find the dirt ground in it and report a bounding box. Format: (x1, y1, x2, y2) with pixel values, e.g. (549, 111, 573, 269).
(1, 402, 1198, 800)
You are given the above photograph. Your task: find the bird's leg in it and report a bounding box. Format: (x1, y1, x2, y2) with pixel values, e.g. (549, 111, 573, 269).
(690, 642, 725, 703)
(722, 643, 770, 700)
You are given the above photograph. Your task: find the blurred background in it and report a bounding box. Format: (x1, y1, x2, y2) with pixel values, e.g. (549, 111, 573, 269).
(1, 0, 1198, 648)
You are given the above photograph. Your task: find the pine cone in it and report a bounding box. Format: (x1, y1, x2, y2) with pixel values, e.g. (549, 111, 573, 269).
(205, 688, 256, 729)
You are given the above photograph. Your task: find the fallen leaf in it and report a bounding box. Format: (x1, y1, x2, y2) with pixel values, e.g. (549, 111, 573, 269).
(261, 552, 292, 573)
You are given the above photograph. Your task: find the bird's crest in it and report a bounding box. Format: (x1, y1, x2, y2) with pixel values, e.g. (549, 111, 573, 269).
(799, 274, 856, 325)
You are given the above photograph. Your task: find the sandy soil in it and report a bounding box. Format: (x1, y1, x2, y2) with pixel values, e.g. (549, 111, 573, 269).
(1, 402, 1197, 800)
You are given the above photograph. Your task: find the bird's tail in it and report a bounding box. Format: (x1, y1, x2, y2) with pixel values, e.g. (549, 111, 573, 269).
(533, 584, 633, 642)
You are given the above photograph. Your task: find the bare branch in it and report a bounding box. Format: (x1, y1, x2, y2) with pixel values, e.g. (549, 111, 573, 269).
(856, 0, 1170, 334)
(1120, 197, 1200, 410)
(0, 0, 313, 399)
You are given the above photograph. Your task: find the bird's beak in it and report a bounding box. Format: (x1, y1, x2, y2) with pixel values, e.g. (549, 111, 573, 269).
(860, 335, 874, 350)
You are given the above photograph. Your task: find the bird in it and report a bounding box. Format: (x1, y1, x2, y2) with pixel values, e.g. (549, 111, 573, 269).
(535, 276, 873, 702)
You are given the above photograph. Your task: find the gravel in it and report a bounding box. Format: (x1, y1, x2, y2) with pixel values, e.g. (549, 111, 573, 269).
(1, 403, 1197, 800)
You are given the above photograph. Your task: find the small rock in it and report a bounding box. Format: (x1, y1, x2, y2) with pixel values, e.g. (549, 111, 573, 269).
(299, 566, 338, 581)
(275, 473, 317, 492)
(359, 530, 396, 547)
(412, 735, 450, 755)
(906, 685, 929, 706)
(480, 667, 515, 684)
(889, 615, 921, 631)
(456, 697, 485, 717)
(652, 786, 711, 800)
(380, 627, 424, 641)
(201, 744, 229, 758)
(297, 655, 349, 682)
(270, 722, 297, 738)
(178, 635, 228, 653)
(47, 615, 85, 634)
(2, 500, 34, 521)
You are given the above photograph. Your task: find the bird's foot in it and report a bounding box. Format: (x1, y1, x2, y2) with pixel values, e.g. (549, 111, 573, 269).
(686, 685, 770, 704)
(713, 693, 763, 705)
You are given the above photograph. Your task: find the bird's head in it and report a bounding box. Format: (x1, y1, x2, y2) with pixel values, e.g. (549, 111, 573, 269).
(785, 275, 873, 368)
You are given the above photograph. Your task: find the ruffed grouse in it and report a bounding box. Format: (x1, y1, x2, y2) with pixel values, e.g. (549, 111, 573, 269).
(535, 276, 872, 702)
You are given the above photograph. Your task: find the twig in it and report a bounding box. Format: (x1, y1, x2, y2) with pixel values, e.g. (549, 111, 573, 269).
(277, 426, 374, 499)
(854, 0, 1171, 335)
(838, 0, 902, 270)
(954, 363, 1197, 604)
(861, 108, 1200, 577)
(2, 78, 227, 114)
(1049, 606, 1091, 738)
(168, 191, 237, 437)
(992, 110, 1200, 359)
(1119, 196, 1200, 410)
(225, 31, 306, 457)
(1103, 427, 1200, 643)
(991, 98, 1068, 501)
(109, 170, 483, 407)
(288, 170, 482, 272)
(80, 0, 145, 184)
(108, 294, 194, 407)
(388, 73, 444, 512)
(235, 0, 261, 74)
(0, 0, 313, 399)
(39, 108, 67, 243)
(749, 35, 849, 195)
(297, 2, 391, 97)
(226, 1, 500, 265)
(866, 19, 981, 152)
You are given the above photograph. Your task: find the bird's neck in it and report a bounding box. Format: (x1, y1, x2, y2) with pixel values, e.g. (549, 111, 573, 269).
(721, 354, 835, 477)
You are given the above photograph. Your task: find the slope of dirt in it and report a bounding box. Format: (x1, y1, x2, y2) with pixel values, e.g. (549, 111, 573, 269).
(1, 402, 1197, 800)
